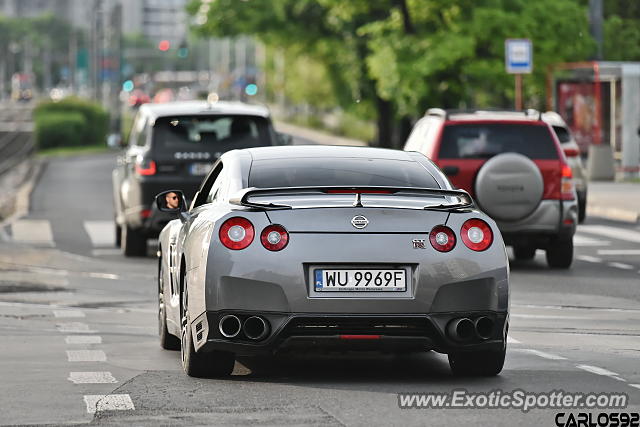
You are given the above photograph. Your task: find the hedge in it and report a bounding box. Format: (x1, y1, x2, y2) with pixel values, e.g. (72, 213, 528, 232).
(34, 97, 109, 147)
(34, 112, 87, 149)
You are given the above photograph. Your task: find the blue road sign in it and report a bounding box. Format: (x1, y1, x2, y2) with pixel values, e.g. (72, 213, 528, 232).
(505, 39, 532, 74)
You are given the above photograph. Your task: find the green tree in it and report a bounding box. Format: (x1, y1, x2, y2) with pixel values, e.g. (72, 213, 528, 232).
(189, 0, 595, 147)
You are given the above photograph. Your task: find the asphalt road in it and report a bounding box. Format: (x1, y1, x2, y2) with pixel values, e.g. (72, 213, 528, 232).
(1, 152, 639, 426)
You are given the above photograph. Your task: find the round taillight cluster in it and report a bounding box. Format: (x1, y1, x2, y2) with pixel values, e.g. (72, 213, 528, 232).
(460, 219, 493, 251)
(219, 217, 254, 250)
(429, 225, 456, 252)
(219, 218, 289, 251)
(260, 224, 289, 251)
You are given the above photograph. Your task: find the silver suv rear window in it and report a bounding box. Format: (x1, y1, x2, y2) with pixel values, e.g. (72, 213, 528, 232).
(440, 124, 558, 159)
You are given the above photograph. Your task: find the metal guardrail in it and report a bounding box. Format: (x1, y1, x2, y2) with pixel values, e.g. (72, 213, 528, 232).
(0, 131, 35, 177)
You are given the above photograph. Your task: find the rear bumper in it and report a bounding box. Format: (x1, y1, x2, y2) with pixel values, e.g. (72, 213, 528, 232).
(496, 199, 577, 245)
(191, 311, 508, 356)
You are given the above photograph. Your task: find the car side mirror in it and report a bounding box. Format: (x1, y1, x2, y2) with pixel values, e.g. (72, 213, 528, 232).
(107, 133, 124, 150)
(155, 190, 187, 214)
(276, 132, 293, 146)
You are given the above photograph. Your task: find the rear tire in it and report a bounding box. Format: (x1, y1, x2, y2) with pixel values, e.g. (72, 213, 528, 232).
(448, 347, 506, 376)
(181, 287, 235, 378)
(578, 194, 587, 224)
(513, 245, 536, 260)
(122, 225, 147, 257)
(115, 221, 122, 248)
(546, 238, 573, 269)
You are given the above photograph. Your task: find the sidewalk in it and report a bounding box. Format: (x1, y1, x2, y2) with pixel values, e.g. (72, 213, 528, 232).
(587, 181, 640, 224)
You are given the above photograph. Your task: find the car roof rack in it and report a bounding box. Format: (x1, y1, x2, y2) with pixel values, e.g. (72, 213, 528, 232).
(425, 108, 542, 121)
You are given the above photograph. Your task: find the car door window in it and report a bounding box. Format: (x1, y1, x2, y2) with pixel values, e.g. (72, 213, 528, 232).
(207, 169, 229, 204)
(192, 162, 223, 208)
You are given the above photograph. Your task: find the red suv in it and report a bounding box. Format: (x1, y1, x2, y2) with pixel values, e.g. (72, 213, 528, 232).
(404, 109, 578, 269)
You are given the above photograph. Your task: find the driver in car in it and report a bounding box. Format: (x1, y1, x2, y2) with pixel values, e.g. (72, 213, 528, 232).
(165, 192, 180, 210)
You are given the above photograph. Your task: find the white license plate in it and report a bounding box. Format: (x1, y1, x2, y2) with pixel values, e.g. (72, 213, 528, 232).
(314, 269, 406, 292)
(190, 162, 213, 176)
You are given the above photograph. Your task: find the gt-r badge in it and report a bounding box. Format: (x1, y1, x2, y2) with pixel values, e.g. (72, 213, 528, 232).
(351, 215, 369, 229)
(412, 239, 426, 249)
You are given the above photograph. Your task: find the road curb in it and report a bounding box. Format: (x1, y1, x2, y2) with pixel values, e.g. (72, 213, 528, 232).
(586, 206, 639, 224)
(0, 158, 45, 230)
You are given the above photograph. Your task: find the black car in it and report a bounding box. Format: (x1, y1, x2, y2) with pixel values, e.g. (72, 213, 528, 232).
(112, 101, 286, 256)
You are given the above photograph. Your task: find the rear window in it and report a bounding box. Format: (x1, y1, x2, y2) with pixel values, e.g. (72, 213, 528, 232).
(249, 158, 439, 189)
(552, 125, 571, 143)
(439, 123, 558, 159)
(153, 115, 274, 150)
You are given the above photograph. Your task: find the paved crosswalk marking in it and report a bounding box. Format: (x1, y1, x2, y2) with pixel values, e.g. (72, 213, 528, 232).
(66, 350, 107, 362)
(517, 349, 567, 360)
(57, 322, 96, 333)
(598, 249, 640, 256)
(65, 335, 102, 345)
(608, 262, 634, 270)
(11, 219, 54, 246)
(68, 372, 117, 384)
(83, 221, 115, 247)
(577, 255, 602, 263)
(579, 225, 640, 244)
(53, 310, 85, 318)
(574, 234, 610, 247)
(576, 365, 620, 378)
(83, 394, 134, 414)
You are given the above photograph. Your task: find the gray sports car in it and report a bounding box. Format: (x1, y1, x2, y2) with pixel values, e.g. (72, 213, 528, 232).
(155, 146, 509, 378)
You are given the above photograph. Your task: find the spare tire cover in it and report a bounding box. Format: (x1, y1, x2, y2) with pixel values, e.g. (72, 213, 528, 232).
(474, 153, 543, 222)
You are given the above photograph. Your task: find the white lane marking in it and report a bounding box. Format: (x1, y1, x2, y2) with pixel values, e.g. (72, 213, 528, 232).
(66, 350, 107, 362)
(576, 364, 624, 382)
(53, 309, 85, 318)
(65, 335, 102, 345)
(91, 248, 122, 257)
(10, 219, 54, 246)
(579, 225, 640, 244)
(68, 372, 117, 384)
(57, 323, 96, 333)
(511, 314, 587, 320)
(507, 336, 521, 344)
(83, 221, 115, 247)
(576, 255, 602, 263)
(86, 272, 120, 280)
(573, 235, 610, 247)
(630, 384, 640, 390)
(83, 394, 134, 414)
(598, 249, 640, 256)
(517, 349, 567, 360)
(608, 262, 634, 270)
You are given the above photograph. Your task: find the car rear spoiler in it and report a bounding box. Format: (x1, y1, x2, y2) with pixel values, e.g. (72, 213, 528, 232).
(229, 186, 474, 211)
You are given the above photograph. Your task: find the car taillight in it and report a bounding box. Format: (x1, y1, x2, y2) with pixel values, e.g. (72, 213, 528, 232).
(260, 224, 289, 251)
(219, 217, 254, 250)
(460, 219, 493, 251)
(135, 159, 156, 176)
(563, 147, 580, 157)
(561, 164, 575, 200)
(429, 225, 456, 252)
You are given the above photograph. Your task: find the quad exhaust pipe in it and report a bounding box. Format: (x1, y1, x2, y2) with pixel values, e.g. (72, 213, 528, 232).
(446, 316, 495, 342)
(218, 314, 241, 338)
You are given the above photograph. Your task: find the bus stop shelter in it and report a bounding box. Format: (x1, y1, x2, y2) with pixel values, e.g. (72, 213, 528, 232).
(547, 61, 640, 180)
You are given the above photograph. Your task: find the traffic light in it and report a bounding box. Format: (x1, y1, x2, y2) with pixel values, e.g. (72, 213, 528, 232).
(177, 41, 188, 58)
(158, 40, 170, 52)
